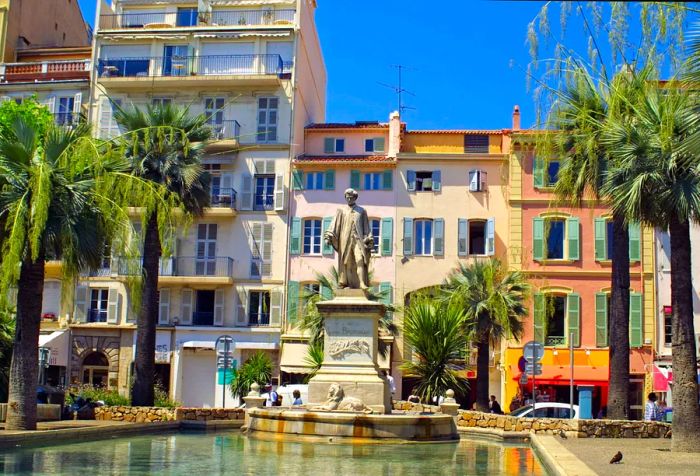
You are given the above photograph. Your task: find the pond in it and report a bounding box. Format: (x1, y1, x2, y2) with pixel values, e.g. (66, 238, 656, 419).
(1, 431, 546, 475)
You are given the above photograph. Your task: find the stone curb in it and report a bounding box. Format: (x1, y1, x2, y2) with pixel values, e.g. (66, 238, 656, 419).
(531, 435, 598, 476)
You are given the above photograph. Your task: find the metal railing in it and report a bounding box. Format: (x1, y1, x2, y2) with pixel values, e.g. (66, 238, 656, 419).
(208, 120, 241, 141)
(99, 9, 295, 29)
(210, 187, 238, 209)
(116, 256, 234, 278)
(97, 54, 284, 79)
(87, 309, 108, 323)
(248, 314, 271, 327)
(192, 311, 214, 326)
(545, 336, 566, 346)
(54, 112, 81, 127)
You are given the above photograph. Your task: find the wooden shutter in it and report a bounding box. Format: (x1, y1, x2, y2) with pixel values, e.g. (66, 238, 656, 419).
(486, 218, 495, 256)
(382, 170, 393, 190)
(274, 173, 286, 211)
(320, 283, 333, 301)
(270, 289, 282, 326)
(324, 137, 334, 154)
(533, 293, 545, 343)
(158, 289, 170, 325)
(403, 217, 413, 256)
(286, 281, 299, 325)
(250, 223, 262, 278)
(381, 217, 393, 256)
(240, 173, 253, 210)
(374, 137, 385, 152)
(458, 219, 468, 256)
(567, 217, 580, 260)
(74, 284, 88, 322)
(292, 170, 304, 190)
(533, 157, 545, 188)
(532, 217, 545, 261)
(350, 170, 361, 190)
(44, 95, 56, 114)
(567, 293, 580, 347)
(290, 217, 302, 255)
(628, 222, 641, 262)
(434, 218, 445, 256)
(180, 288, 193, 325)
(98, 98, 113, 139)
(322, 217, 334, 255)
(379, 282, 393, 318)
(407, 170, 416, 192)
(262, 223, 273, 276)
(221, 173, 233, 192)
(594, 218, 607, 261)
(107, 288, 119, 324)
(469, 170, 479, 192)
(629, 292, 643, 347)
(214, 289, 225, 326)
(73, 92, 82, 116)
(235, 288, 248, 326)
(432, 170, 442, 191)
(595, 292, 608, 347)
(324, 170, 335, 190)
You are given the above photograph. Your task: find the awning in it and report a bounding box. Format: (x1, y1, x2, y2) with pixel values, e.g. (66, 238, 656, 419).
(181, 340, 278, 350)
(194, 32, 290, 39)
(510, 364, 609, 383)
(653, 365, 671, 392)
(181, 341, 215, 350)
(38, 330, 69, 367)
(211, 0, 295, 5)
(280, 342, 311, 374)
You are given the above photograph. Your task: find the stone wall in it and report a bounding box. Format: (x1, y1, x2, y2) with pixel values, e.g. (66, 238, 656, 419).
(392, 400, 441, 413)
(457, 410, 672, 438)
(94, 406, 245, 423)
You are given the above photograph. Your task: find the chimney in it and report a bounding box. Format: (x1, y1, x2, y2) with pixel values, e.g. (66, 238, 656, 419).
(512, 105, 521, 131)
(388, 111, 401, 158)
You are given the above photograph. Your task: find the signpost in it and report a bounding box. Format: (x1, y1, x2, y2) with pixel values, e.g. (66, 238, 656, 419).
(215, 335, 235, 408)
(522, 340, 544, 415)
(38, 347, 51, 385)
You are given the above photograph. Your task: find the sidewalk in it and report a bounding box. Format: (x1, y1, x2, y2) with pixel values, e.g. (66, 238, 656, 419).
(0, 420, 130, 435)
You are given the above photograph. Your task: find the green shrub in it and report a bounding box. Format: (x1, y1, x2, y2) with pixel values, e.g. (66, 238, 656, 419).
(154, 383, 180, 408)
(67, 384, 130, 406)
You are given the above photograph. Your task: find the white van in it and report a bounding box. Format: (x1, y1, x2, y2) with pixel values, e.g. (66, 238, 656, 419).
(509, 403, 580, 419)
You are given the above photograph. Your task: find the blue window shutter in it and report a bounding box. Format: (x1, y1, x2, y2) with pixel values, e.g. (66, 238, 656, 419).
(533, 217, 545, 261)
(324, 138, 334, 154)
(629, 222, 641, 262)
(567, 217, 580, 261)
(381, 217, 393, 256)
(350, 170, 361, 190)
(292, 170, 304, 191)
(432, 170, 442, 191)
(458, 219, 468, 256)
(434, 218, 445, 256)
(324, 169, 335, 190)
(382, 170, 393, 190)
(403, 217, 413, 256)
(407, 170, 416, 192)
(290, 217, 301, 255)
(365, 139, 373, 152)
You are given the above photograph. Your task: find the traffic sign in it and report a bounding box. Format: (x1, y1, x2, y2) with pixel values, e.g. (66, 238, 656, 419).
(215, 335, 235, 370)
(523, 341, 544, 362)
(524, 363, 543, 375)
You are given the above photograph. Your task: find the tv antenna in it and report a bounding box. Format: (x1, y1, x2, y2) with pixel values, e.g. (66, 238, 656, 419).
(378, 64, 416, 115)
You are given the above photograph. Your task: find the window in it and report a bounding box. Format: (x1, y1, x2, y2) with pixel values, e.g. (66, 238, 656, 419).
(350, 170, 392, 191)
(324, 137, 345, 153)
(664, 307, 672, 346)
(464, 134, 489, 153)
(249, 291, 271, 326)
(205, 97, 225, 136)
(56, 97, 75, 125)
(546, 295, 566, 346)
(303, 219, 322, 255)
(606, 220, 614, 260)
(407, 170, 441, 192)
(469, 170, 487, 192)
(254, 175, 275, 211)
(595, 218, 640, 262)
(533, 158, 561, 188)
(301, 283, 320, 313)
(89, 288, 109, 323)
(547, 160, 560, 186)
(414, 219, 433, 255)
(363, 172, 382, 190)
(365, 137, 385, 153)
(257, 97, 278, 142)
(250, 222, 273, 278)
(546, 219, 565, 259)
(176, 7, 198, 26)
(305, 171, 325, 190)
(98, 98, 122, 139)
(196, 224, 217, 275)
(370, 219, 381, 254)
(469, 221, 486, 255)
(416, 171, 434, 191)
(151, 98, 171, 109)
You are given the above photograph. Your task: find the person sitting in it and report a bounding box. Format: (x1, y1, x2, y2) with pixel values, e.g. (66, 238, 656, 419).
(489, 395, 503, 414)
(292, 389, 303, 406)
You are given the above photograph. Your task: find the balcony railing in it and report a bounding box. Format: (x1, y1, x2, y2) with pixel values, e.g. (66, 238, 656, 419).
(545, 336, 566, 346)
(208, 120, 241, 141)
(99, 9, 295, 30)
(248, 314, 271, 327)
(54, 112, 81, 127)
(97, 54, 284, 79)
(193, 311, 214, 326)
(210, 187, 237, 209)
(116, 256, 234, 278)
(0, 60, 91, 83)
(87, 309, 108, 323)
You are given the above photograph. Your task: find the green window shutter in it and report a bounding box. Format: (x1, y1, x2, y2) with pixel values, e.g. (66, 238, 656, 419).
(379, 282, 392, 318)
(320, 283, 333, 301)
(403, 217, 413, 256)
(287, 281, 299, 324)
(567, 293, 581, 347)
(594, 218, 607, 261)
(292, 170, 304, 191)
(324, 170, 335, 190)
(432, 170, 442, 191)
(322, 217, 334, 255)
(290, 217, 302, 255)
(433, 218, 445, 256)
(628, 222, 641, 262)
(324, 137, 334, 154)
(629, 292, 643, 347)
(350, 170, 361, 190)
(595, 292, 608, 347)
(567, 217, 580, 261)
(381, 217, 393, 256)
(534, 293, 545, 344)
(533, 157, 545, 188)
(533, 217, 545, 261)
(457, 218, 468, 256)
(382, 170, 393, 190)
(375, 137, 385, 152)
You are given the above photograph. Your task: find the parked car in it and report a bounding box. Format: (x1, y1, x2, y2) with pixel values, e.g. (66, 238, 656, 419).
(509, 402, 580, 419)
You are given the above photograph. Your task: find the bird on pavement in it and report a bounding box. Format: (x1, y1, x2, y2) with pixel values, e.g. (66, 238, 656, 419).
(610, 451, 623, 464)
(558, 429, 567, 439)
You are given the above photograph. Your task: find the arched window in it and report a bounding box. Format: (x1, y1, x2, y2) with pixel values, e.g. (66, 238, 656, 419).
(81, 351, 109, 387)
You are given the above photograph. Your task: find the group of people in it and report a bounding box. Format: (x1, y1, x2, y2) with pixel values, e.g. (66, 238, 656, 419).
(261, 384, 303, 407)
(644, 392, 670, 422)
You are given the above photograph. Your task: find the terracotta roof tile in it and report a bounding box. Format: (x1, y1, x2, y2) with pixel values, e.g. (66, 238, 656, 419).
(294, 155, 395, 166)
(407, 129, 506, 135)
(306, 123, 389, 130)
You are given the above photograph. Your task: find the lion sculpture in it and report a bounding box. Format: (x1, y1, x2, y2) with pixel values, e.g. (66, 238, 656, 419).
(313, 383, 372, 413)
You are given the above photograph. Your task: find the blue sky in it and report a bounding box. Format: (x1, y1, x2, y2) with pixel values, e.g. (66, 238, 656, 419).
(77, 1, 696, 130)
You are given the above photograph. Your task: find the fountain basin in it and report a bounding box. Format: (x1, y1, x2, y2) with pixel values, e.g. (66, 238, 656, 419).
(246, 407, 459, 442)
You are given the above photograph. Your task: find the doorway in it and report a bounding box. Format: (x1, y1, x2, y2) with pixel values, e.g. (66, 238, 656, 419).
(194, 290, 215, 326)
(81, 351, 109, 387)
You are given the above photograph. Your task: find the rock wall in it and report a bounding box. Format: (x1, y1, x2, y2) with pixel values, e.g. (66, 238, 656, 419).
(95, 406, 245, 423)
(457, 410, 672, 438)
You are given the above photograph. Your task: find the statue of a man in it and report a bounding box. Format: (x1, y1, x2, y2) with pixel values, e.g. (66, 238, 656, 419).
(324, 188, 373, 289)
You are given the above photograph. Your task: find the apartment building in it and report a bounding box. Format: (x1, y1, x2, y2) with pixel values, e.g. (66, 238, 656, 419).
(74, 0, 326, 406)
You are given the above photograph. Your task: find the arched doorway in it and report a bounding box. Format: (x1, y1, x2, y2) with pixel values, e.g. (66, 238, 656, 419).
(81, 351, 109, 387)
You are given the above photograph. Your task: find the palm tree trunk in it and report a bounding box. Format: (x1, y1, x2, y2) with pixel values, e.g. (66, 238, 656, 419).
(607, 213, 630, 420)
(5, 251, 45, 430)
(668, 216, 700, 452)
(475, 340, 490, 412)
(131, 211, 161, 406)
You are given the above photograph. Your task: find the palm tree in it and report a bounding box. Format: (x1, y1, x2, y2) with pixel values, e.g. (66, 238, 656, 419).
(113, 103, 212, 406)
(443, 259, 529, 412)
(603, 80, 700, 452)
(0, 304, 15, 402)
(400, 296, 469, 403)
(0, 115, 129, 430)
(547, 66, 649, 419)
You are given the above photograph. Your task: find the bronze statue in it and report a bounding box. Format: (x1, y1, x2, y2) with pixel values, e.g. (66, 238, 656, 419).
(324, 188, 372, 289)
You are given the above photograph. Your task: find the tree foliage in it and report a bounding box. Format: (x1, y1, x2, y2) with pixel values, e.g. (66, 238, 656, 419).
(230, 351, 273, 399)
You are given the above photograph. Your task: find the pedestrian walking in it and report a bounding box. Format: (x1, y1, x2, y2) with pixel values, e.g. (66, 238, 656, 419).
(644, 392, 662, 421)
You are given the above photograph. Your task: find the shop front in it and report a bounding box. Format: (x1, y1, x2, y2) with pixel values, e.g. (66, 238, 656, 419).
(38, 329, 70, 387)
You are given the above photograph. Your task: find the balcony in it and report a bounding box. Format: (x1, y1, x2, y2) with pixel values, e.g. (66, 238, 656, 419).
(99, 9, 295, 30)
(0, 60, 91, 84)
(115, 256, 234, 284)
(96, 55, 286, 88)
(248, 314, 271, 327)
(192, 311, 214, 327)
(87, 309, 108, 323)
(210, 187, 238, 210)
(209, 120, 241, 142)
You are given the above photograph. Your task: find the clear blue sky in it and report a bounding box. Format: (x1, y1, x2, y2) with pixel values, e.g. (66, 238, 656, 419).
(77, 1, 695, 130)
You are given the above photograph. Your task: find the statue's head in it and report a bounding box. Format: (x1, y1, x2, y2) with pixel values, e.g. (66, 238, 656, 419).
(344, 188, 358, 206)
(327, 383, 344, 401)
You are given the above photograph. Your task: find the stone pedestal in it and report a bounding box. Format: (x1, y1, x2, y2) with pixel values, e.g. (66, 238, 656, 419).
(243, 383, 266, 427)
(308, 289, 391, 414)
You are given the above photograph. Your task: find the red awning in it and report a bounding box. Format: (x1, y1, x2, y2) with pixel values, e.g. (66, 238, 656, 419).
(653, 365, 671, 391)
(510, 364, 609, 383)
